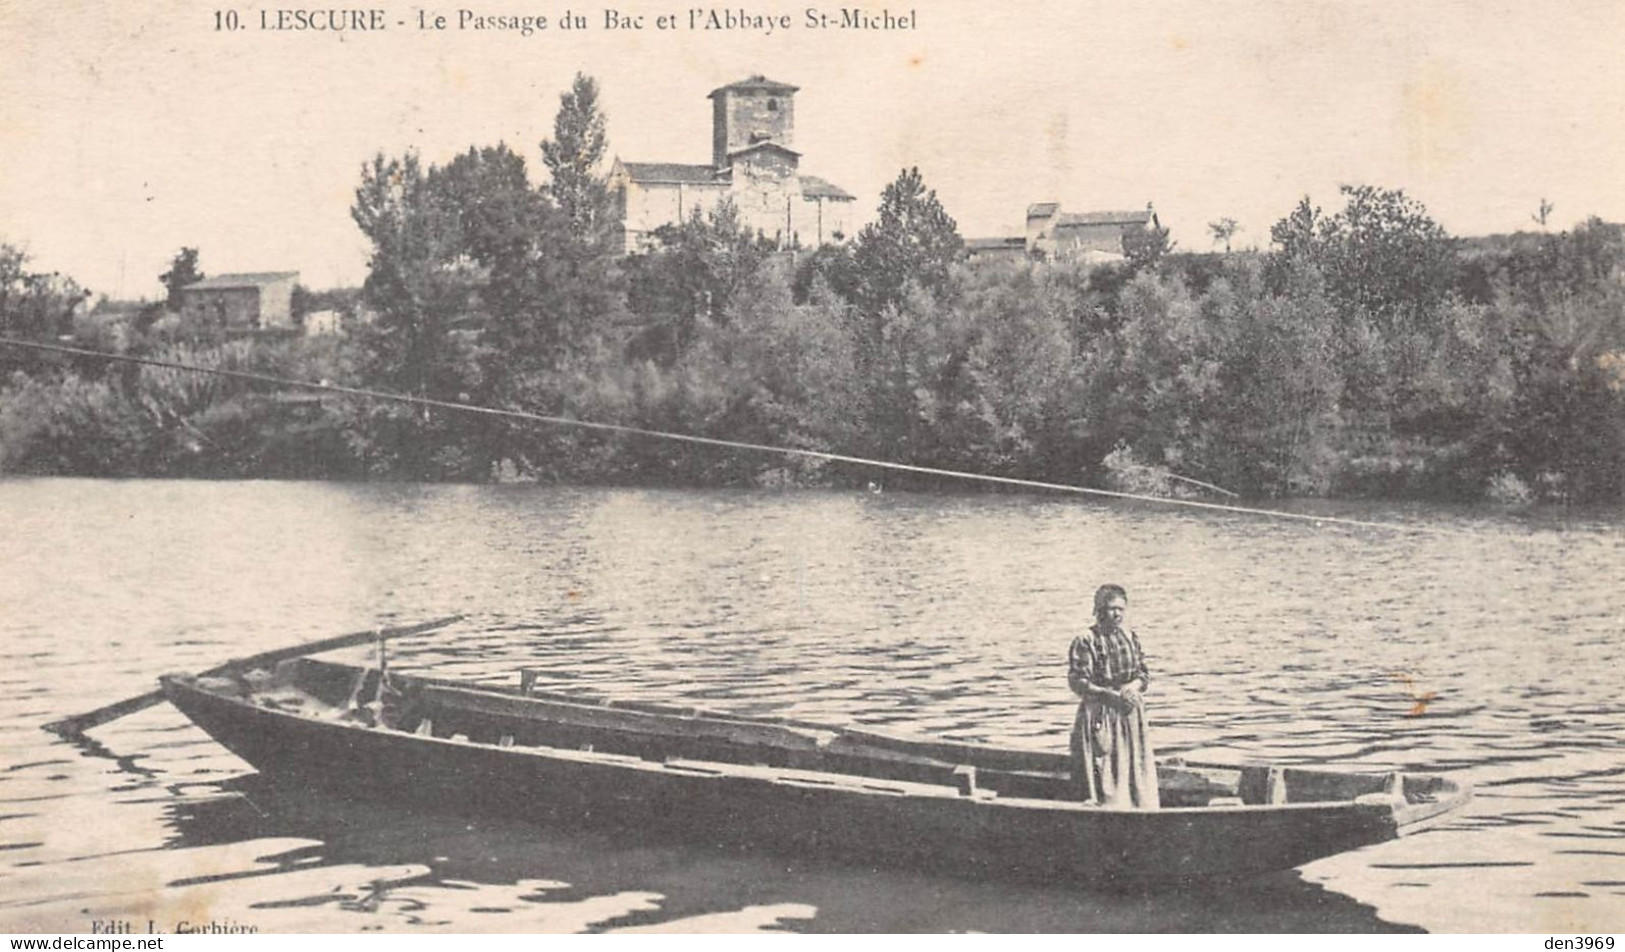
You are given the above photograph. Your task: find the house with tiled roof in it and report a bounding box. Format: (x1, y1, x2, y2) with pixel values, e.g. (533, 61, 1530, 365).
(608, 76, 859, 252)
(963, 236, 1029, 263)
(180, 271, 298, 332)
(1029, 203, 1159, 260)
(966, 203, 1162, 264)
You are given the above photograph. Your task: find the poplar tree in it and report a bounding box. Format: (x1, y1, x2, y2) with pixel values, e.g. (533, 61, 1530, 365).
(541, 72, 612, 243)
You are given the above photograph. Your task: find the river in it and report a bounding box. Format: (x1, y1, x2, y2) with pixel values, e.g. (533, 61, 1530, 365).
(0, 478, 1621, 933)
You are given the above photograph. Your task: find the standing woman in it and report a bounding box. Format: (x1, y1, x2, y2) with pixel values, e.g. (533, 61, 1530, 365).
(1068, 584, 1160, 808)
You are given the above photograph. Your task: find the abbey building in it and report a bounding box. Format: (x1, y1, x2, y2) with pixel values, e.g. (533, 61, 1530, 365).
(609, 76, 859, 253)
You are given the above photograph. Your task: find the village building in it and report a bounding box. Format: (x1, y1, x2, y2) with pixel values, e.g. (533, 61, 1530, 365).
(608, 76, 859, 253)
(302, 308, 344, 336)
(180, 272, 298, 332)
(963, 236, 1029, 263)
(1030, 203, 1161, 259)
(967, 203, 1161, 263)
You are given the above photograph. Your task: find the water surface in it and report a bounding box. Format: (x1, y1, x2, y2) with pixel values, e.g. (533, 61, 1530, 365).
(1, 479, 1620, 932)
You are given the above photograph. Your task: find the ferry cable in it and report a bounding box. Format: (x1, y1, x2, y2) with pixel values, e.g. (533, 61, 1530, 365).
(0, 335, 1447, 536)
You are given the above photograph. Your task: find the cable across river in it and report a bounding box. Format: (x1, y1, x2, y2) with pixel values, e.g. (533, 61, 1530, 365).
(0, 334, 1446, 536)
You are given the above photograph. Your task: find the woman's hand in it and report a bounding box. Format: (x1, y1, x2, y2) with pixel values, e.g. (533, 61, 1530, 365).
(1120, 682, 1144, 710)
(1085, 682, 1121, 704)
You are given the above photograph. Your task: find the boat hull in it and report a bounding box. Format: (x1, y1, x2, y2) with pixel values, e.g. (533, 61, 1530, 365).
(163, 675, 1431, 883)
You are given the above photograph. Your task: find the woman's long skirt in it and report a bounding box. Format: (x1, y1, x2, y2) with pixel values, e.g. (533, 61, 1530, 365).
(1070, 694, 1160, 809)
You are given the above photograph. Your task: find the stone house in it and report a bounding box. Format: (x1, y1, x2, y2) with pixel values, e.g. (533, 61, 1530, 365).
(1029, 203, 1160, 259)
(180, 272, 298, 332)
(609, 76, 858, 252)
(963, 236, 1029, 263)
(966, 203, 1161, 263)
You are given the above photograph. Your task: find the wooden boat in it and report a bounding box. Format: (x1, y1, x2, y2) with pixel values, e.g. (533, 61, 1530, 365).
(160, 656, 1470, 883)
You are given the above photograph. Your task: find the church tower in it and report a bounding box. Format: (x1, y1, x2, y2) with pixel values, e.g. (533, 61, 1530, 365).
(709, 76, 799, 169)
(609, 75, 854, 253)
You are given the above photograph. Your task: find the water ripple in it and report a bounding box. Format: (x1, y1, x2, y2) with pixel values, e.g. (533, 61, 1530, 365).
(1, 479, 1621, 932)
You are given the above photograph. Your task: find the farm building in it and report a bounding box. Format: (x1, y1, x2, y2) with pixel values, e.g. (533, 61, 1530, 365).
(967, 203, 1161, 263)
(963, 236, 1029, 263)
(180, 272, 298, 332)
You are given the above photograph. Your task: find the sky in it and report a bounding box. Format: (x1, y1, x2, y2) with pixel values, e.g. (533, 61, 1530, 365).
(2, 0, 1622, 298)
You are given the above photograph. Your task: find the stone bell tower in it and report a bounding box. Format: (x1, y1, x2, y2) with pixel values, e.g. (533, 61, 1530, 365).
(709, 75, 799, 169)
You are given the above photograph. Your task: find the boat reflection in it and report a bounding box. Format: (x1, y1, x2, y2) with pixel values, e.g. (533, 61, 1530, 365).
(159, 775, 1422, 933)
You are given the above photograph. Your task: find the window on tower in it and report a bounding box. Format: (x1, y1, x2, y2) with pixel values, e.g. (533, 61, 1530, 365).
(767, 98, 779, 111)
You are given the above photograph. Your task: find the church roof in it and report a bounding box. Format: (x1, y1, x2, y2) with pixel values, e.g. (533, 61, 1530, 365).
(708, 75, 800, 98)
(1026, 203, 1060, 220)
(727, 141, 802, 160)
(799, 175, 854, 201)
(619, 162, 726, 184)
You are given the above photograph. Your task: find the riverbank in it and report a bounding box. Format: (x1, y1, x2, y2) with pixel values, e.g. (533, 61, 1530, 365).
(5, 203, 1622, 503)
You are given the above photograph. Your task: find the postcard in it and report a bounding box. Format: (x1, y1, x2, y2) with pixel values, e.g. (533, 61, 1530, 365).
(1, 0, 1621, 935)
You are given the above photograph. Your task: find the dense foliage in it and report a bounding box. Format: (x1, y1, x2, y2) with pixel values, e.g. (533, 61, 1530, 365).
(3, 79, 1622, 503)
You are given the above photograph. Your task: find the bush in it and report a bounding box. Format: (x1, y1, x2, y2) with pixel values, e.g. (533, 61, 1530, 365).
(0, 372, 153, 475)
(1485, 471, 1533, 506)
(1100, 443, 1174, 498)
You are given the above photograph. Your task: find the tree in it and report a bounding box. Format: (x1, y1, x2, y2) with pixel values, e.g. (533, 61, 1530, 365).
(0, 372, 151, 475)
(532, 73, 629, 380)
(158, 248, 203, 311)
(348, 152, 490, 478)
(853, 283, 973, 469)
(1210, 262, 1344, 496)
(351, 152, 467, 391)
(1269, 185, 1456, 331)
(630, 260, 860, 485)
(625, 201, 772, 364)
(1497, 219, 1625, 501)
(1, 245, 89, 345)
(941, 262, 1085, 478)
(1268, 197, 1323, 264)
(845, 168, 966, 469)
(1207, 217, 1240, 252)
(1123, 220, 1174, 270)
(790, 242, 862, 305)
(1324, 185, 1456, 325)
(347, 88, 629, 476)
(429, 143, 563, 365)
(852, 167, 963, 314)
(1264, 186, 1457, 419)
(540, 73, 612, 244)
(1532, 198, 1555, 230)
(1089, 270, 1221, 477)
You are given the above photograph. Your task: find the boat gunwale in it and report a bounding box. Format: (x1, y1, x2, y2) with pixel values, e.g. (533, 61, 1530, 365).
(161, 669, 1467, 822)
(282, 658, 1467, 796)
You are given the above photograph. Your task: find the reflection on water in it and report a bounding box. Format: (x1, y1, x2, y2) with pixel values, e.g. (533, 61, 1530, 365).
(0, 478, 1621, 932)
(148, 776, 1417, 934)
